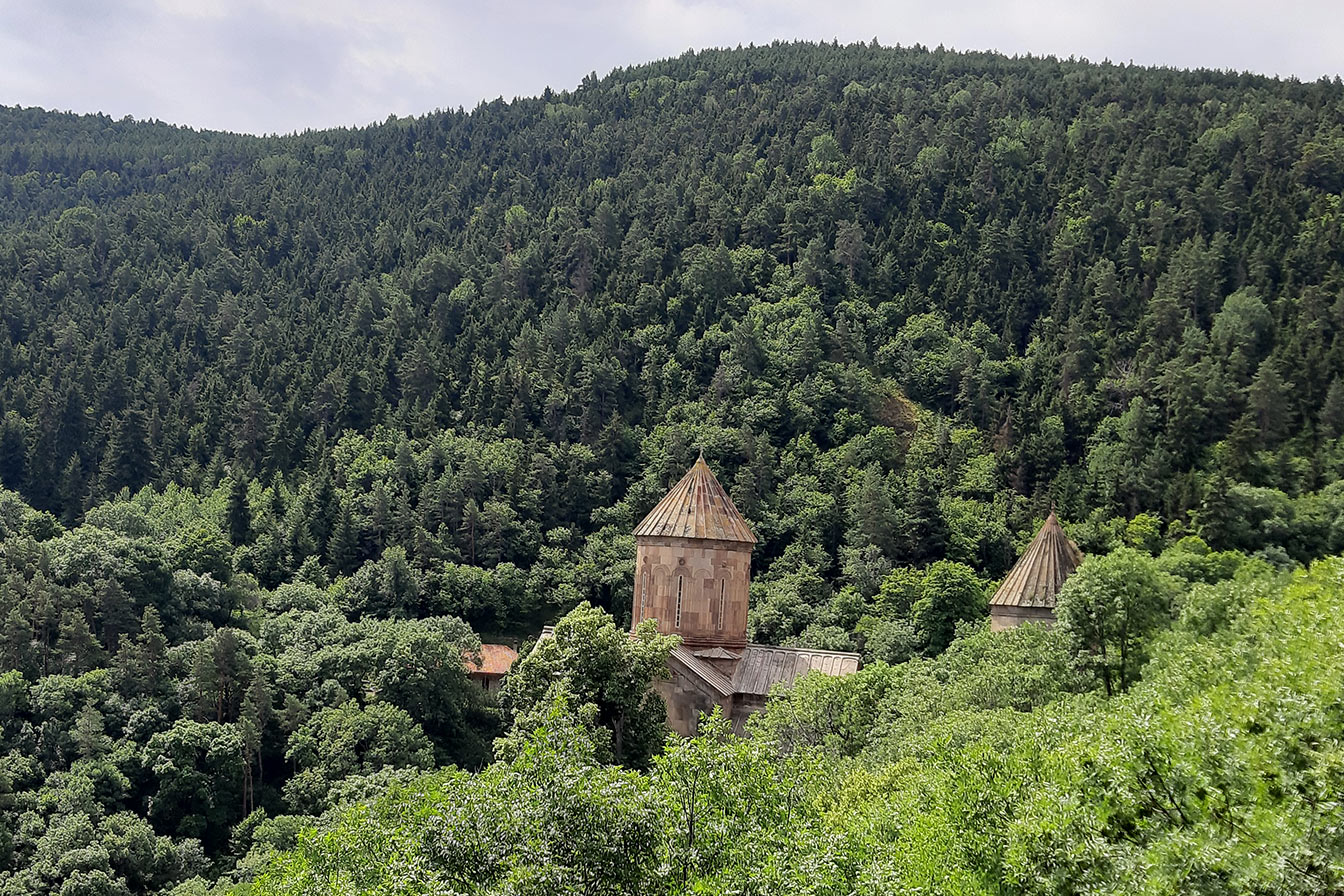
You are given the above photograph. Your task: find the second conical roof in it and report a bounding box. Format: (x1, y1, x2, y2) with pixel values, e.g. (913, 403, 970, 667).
(634, 454, 756, 544)
(990, 511, 1083, 608)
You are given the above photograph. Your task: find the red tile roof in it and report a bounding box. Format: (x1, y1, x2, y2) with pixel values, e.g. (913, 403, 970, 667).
(465, 643, 518, 677)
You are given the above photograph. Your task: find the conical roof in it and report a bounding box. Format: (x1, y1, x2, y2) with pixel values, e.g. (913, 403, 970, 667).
(989, 511, 1083, 609)
(634, 454, 756, 544)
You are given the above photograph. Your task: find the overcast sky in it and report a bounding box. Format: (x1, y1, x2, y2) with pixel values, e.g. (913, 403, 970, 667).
(1, 0, 1340, 136)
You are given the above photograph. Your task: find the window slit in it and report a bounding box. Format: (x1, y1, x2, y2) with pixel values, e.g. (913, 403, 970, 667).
(717, 580, 725, 631)
(675, 576, 683, 628)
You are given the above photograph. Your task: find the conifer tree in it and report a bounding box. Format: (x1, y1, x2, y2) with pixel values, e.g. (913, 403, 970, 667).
(1320, 377, 1344, 441)
(0, 412, 26, 491)
(72, 701, 110, 759)
(100, 408, 156, 495)
(226, 473, 252, 546)
(54, 609, 104, 674)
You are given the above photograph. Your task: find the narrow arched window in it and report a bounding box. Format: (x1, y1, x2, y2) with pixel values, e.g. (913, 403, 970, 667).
(717, 580, 726, 631)
(675, 575, 684, 628)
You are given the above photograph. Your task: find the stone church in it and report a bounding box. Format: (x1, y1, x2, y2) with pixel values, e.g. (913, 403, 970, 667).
(632, 453, 860, 734)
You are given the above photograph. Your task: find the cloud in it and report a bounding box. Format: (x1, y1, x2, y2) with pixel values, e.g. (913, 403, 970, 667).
(0, 0, 1339, 135)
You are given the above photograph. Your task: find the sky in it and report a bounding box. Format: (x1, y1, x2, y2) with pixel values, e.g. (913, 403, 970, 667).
(0, 0, 1340, 136)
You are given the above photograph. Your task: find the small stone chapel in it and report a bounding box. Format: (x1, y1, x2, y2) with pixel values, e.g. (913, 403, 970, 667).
(632, 453, 860, 734)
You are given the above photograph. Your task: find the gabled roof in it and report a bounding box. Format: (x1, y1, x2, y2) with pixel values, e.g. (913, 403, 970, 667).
(990, 511, 1083, 609)
(693, 646, 741, 661)
(730, 645, 861, 696)
(670, 646, 735, 696)
(464, 643, 518, 676)
(669, 643, 860, 698)
(634, 453, 756, 544)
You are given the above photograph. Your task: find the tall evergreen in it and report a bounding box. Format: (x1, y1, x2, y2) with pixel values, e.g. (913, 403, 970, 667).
(99, 408, 156, 495)
(226, 473, 253, 547)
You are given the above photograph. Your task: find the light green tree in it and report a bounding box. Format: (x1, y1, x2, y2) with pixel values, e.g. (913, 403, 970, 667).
(501, 602, 675, 768)
(1056, 547, 1179, 694)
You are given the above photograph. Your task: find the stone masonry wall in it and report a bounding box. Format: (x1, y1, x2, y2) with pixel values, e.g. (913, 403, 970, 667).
(633, 535, 751, 648)
(655, 665, 731, 736)
(989, 605, 1056, 631)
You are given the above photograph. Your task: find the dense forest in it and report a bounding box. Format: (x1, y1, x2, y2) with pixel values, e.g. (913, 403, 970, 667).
(0, 40, 1343, 894)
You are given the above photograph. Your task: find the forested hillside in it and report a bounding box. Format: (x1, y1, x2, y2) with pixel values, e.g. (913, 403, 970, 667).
(5, 43, 1344, 589)
(2, 41, 1344, 895)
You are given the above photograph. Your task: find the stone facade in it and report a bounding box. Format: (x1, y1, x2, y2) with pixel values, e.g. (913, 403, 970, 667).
(633, 535, 751, 649)
(656, 658, 735, 735)
(655, 643, 860, 736)
(988, 604, 1056, 632)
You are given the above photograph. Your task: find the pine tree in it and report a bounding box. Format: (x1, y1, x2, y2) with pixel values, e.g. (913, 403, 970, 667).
(226, 473, 253, 546)
(1320, 377, 1344, 441)
(136, 607, 169, 694)
(72, 701, 110, 759)
(0, 412, 27, 491)
(848, 465, 897, 556)
(190, 638, 221, 722)
(239, 671, 273, 814)
(93, 577, 135, 653)
(459, 498, 480, 566)
(898, 471, 949, 565)
(56, 453, 87, 525)
(0, 602, 35, 679)
(100, 407, 157, 496)
(327, 504, 359, 576)
(1196, 469, 1235, 549)
(1247, 360, 1291, 446)
(54, 608, 104, 674)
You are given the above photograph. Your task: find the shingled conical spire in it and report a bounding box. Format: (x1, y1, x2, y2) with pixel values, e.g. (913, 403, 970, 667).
(634, 453, 756, 544)
(990, 510, 1082, 611)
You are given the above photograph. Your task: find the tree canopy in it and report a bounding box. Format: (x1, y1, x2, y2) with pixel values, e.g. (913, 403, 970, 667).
(1, 40, 1344, 894)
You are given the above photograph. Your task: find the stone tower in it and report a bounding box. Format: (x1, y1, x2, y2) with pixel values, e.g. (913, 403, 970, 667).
(632, 453, 755, 650)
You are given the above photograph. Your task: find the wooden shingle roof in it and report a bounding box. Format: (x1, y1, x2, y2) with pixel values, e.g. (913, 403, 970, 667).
(669, 643, 860, 698)
(634, 453, 756, 544)
(989, 511, 1083, 609)
(670, 646, 735, 697)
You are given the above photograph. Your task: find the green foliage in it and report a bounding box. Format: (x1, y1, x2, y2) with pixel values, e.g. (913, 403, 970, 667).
(282, 701, 433, 814)
(1056, 547, 1182, 694)
(1, 41, 1343, 894)
(910, 560, 988, 653)
(338, 547, 425, 619)
(753, 620, 1088, 759)
(0, 485, 496, 894)
(243, 695, 664, 896)
(501, 603, 675, 768)
(1, 42, 1340, 596)
(853, 560, 991, 661)
(144, 720, 246, 851)
(1123, 512, 1164, 554)
(247, 557, 1344, 895)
